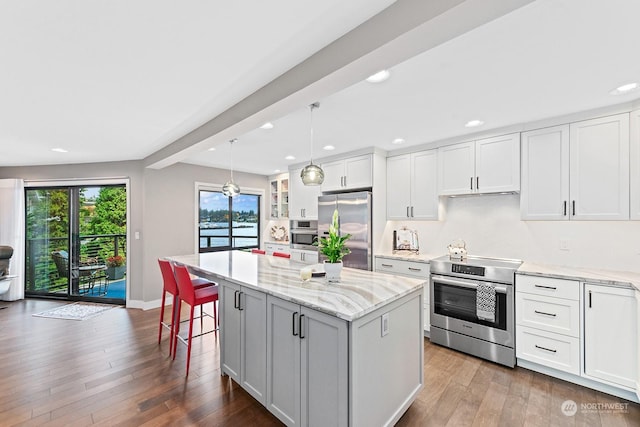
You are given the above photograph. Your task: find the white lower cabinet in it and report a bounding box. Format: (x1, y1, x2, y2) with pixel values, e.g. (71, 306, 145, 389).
(516, 273, 639, 402)
(584, 284, 637, 389)
(289, 249, 318, 264)
(266, 296, 348, 427)
(374, 256, 430, 334)
(516, 275, 580, 375)
(219, 281, 267, 404)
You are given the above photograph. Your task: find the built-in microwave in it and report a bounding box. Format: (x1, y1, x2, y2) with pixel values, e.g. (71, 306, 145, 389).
(290, 220, 318, 250)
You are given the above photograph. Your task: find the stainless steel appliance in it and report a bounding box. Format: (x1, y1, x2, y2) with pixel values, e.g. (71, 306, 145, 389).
(430, 255, 522, 367)
(318, 191, 372, 270)
(289, 220, 318, 251)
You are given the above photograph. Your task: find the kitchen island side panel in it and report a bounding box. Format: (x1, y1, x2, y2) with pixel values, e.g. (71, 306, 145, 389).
(349, 288, 424, 427)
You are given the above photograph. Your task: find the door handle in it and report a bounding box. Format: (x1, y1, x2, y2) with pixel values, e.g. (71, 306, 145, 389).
(234, 290, 239, 309)
(476, 176, 479, 190)
(470, 177, 473, 190)
(411, 206, 414, 217)
(572, 200, 575, 216)
(238, 292, 244, 311)
(406, 206, 410, 218)
(563, 201, 567, 216)
(299, 314, 305, 339)
(292, 311, 298, 336)
(588, 290, 592, 308)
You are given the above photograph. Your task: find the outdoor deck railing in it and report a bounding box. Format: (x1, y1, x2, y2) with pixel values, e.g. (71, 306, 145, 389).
(26, 233, 126, 293)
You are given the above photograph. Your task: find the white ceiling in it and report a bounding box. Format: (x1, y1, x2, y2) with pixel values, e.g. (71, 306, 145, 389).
(3, 0, 640, 175)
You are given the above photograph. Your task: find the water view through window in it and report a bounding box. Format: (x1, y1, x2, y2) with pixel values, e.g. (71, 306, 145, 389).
(199, 190, 260, 251)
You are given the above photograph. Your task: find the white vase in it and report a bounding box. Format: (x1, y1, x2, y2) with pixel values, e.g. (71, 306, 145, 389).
(324, 261, 343, 283)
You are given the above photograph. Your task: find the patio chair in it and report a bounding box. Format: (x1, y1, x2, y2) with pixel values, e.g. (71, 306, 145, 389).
(51, 250, 104, 294)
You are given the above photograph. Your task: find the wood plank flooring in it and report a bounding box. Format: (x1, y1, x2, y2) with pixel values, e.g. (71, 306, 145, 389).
(0, 299, 638, 426)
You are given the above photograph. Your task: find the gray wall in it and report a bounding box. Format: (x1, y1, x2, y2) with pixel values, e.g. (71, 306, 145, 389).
(0, 161, 268, 304)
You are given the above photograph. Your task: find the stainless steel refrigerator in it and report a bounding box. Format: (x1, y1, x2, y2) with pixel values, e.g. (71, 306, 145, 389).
(318, 191, 372, 271)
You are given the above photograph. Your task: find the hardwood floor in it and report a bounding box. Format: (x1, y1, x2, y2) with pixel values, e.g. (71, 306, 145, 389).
(0, 299, 638, 426)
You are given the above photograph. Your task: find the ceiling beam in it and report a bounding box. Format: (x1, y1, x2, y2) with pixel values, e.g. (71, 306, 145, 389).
(144, 0, 534, 169)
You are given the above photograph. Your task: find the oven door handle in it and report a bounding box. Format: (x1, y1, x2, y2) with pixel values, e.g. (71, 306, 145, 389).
(431, 275, 508, 294)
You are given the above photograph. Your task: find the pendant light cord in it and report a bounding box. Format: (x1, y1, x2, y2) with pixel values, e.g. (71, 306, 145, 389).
(229, 138, 236, 180)
(309, 102, 319, 164)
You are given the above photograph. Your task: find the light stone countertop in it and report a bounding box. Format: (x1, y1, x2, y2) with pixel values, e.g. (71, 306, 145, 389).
(518, 262, 640, 292)
(375, 251, 441, 263)
(168, 250, 426, 322)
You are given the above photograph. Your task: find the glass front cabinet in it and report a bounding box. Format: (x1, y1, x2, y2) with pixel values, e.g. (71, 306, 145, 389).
(270, 174, 289, 219)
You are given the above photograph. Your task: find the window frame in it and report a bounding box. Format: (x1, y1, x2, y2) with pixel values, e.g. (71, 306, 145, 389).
(195, 182, 264, 254)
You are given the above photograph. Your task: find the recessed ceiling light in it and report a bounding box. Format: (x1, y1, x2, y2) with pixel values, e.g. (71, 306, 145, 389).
(323, 145, 335, 151)
(465, 119, 484, 128)
(51, 148, 68, 153)
(260, 122, 274, 129)
(365, 69, 390, 83)
(274, 169, 281, 173)
(610, 82, 639, 95)
(208, 147, 216, 152)
(285, 155, 295, 160)
(392, 138, 405, 145)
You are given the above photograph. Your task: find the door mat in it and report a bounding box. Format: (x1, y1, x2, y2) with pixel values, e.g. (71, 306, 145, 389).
(33, 302, 118, 320)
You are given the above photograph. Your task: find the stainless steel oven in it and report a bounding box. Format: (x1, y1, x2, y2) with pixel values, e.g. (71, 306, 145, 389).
(289, 220, 318, 251)
(430, 255, 521, 367)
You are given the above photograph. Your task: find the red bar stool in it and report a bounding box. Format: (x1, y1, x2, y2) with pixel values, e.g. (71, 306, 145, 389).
(157, 259, 214, 356)
(172, 264, 219, 376)
(251, 249, 266, 254)
(272, 252, 290, 258)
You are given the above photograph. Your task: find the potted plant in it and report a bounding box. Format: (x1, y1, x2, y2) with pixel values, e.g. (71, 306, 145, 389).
(106, 255, 126, 280)
(317, 209, 351, 282)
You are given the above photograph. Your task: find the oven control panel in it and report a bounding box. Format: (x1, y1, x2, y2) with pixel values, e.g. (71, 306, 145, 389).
(451, 264, 485, 277)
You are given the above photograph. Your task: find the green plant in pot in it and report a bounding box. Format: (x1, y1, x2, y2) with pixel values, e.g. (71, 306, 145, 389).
(106, 255, 126, 280)
(317, 209, 350, 282)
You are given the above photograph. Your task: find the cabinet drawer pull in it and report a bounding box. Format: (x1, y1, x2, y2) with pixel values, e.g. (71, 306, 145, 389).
(534, 284, 557, 290)
(238, 292, 244, 311)
(406, 206, 410, 218)
(234, 290, 240, 309)
(535, 344, 557, 353)
(299, 314, 305, 339)
(408, 267, 422, 272)
(476, 176, 479, 190)
(292, 311, 298, 336)
(563, 201, 567, 216)
(572, 200, 576, 216)
(381, 263, 393, 268)
(534, 310, 556, 317)
(410, 206, 414, 217)
(470, 177, 473, 190)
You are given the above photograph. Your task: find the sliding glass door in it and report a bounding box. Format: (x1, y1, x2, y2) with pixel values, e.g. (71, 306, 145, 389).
(25, 185, 127, 303)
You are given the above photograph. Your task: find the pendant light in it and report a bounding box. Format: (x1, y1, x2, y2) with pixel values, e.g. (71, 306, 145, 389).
(300, 102, 324, 186)
(222, 138, 240, 197)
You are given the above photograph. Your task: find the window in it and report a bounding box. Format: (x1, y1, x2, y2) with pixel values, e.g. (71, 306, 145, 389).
(199, 190, 260, 252)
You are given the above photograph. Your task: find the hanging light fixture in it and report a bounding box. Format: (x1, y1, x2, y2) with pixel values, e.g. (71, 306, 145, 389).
(222, 138, 241, 197)
(300, 102, 324, 186)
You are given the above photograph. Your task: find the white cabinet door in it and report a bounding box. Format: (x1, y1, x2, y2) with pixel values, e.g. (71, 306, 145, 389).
(289, 167, 321, 220)
(266, 296, 301, 426)
(411, 150, 438, 219)
(521, 125, 570, 220)
(570, 114, 630, 220)
(386, 155, 411, 220)
(290, 249, 318, 264)
(220, 281, 242, 382)
(344, 155, 372, 190)
(438, 141, 475, 195)
(584, 284, 637, 389)
(475, 133, 520, 194)
(631, 109, 640, 220)
(320, 160, 345, 192)
(240, 287, 267, 404)
(300, 306, 348, 427)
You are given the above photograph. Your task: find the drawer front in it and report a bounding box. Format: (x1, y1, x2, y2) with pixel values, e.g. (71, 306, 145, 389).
(516, 326, 580, 375)
(516, 293, 579, 337)
(374, 257, 429, 280)
(265, 243, 290, 255)
(516, 275, 579, 300)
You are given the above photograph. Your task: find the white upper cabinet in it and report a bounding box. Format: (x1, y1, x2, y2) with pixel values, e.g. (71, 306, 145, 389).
(321, 154, 372, 192)
(438, 133, 520, 195)
(269, 173, 289, 219)
(521, 113, 630, 221)
(289, 167, 321, 220)
(387, 150, 438, 220)
(630, 109, 640, 220)
(569, 114, 629, 220)
(521, 125, 570, 220)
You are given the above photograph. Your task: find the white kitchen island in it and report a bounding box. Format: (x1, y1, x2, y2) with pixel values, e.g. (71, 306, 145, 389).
(169, 250, 425, 427)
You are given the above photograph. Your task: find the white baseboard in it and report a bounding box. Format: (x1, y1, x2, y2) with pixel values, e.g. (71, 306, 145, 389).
(126, 296, 171, 311)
